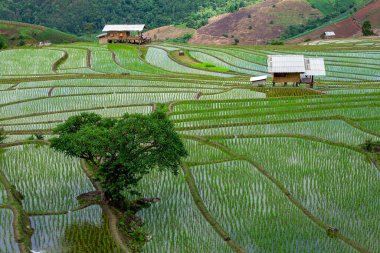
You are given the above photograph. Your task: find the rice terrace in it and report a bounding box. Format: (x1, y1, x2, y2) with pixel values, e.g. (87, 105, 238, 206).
(0, 4, 380, 253)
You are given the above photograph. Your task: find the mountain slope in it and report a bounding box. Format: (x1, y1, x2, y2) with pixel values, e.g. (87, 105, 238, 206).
(289, 0, 380, 43)
(189, 0, 322, 45)
(0, 20, 84, 47)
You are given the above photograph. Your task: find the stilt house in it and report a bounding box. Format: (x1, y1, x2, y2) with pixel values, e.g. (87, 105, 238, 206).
(97, 24, 151, 44)
(268, 55, 326, 86)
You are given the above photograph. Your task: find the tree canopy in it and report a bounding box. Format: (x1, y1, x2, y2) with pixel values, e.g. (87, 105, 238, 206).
(362, 21, 375, 36)
(50, 112, 187, 205)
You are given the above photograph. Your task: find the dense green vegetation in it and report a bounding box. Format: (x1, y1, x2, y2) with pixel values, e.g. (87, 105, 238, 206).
(0, 20, 83, 47)
(0, 38, 380, 252)
(0, 0, 259, 34)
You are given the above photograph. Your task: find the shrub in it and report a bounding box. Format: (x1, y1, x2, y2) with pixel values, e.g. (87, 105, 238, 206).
(223, 33, 229, 38)
(362, 21, 375, 36)
(270, 40, 284, 45)
(234, 38, 240, 45)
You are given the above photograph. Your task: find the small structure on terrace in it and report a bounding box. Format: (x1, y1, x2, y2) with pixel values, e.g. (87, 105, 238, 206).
(322, 31, 336, 39)
(98, 24, 151, 44)
(267, 55, 325, 87)
(250, 75, 267, 87)
(268, 55, 305, 85)
(301, 58, 326, 87)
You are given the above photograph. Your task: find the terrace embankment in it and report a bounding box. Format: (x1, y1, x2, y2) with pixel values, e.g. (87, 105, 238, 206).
(183, 134, 372, 253)
(0, 169, 32, 253)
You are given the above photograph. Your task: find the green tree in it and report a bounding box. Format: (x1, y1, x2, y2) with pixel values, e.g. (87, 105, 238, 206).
(362, 21, 375, 36)
(50, 112, 187, 206)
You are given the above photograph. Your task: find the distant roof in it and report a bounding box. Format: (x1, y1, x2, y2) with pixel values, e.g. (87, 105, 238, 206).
(324, 31, 336, 36)
(250, 75, 267, 82)
(304, 58, 326, 76)
(102, 24, 145, 32)
(268, 55, 305, 73)
(96, 33, 107, 38)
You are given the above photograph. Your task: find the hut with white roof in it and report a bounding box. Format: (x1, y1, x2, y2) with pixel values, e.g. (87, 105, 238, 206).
(267, 55, 326, 87)
(268, 55, 305, 84)
(97, 24, 151, 44)
(323, 31, 336, 39)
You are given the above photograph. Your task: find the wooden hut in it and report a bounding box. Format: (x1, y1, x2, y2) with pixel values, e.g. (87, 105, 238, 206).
(301, 58, 326, 87)
(250, 76, 267, 87)
(322, 31, 336, 39)
(268, 55, 305, 85)
(97, 24, 151, 44)
(97, 33, 108, 44)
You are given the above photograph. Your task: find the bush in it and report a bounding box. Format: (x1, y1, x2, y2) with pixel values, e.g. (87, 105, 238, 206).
(166, 33, 193, 43)
(223, 33, 229, 38)
(362, 21, 375, 36)
(270, 40, 284, 45)
(234, 38, 240, 45)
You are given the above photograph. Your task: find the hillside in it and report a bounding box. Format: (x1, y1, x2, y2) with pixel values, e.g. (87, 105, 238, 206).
(189, 0, 322, 45)
(290, 0, 380, 43)
(0, 0, 259, 35)
(144, 25, 196, 42)
(0, 20, 84, 48)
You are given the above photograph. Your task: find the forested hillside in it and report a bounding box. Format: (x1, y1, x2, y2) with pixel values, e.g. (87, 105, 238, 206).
(0, 0, 259, 34)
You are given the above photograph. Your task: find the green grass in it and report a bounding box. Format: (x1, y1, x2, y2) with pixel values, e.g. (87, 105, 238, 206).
(192, 62, 230, 72)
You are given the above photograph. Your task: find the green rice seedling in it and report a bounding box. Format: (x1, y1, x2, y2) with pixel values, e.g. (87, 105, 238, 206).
(0, 92, 195, 119)
(0, 84, 14, 90)
(0, 88, 50, 105)
(0, 49, 64, 76)
(182, 120, 380, 145)
(357, 120, 380, 135)
(55, 47, 87, 69)
(0, 183, 7, 204)
(0, 209, 20, 253)
(220, 137, 380, 252)
(200, 89, 266, 100)
(30, 205, 121, 253)
(326, 89, 380, 95)
(109, 44, 168, 75)
(0, 145, 94, 212)
(0, 106, 152, 125)
(90, 49, 129, 74)
(145, 47, 234, 77)
(189, 51, 266, 75)
(190, 161, 354, 252)
(134, 169, 233, 253)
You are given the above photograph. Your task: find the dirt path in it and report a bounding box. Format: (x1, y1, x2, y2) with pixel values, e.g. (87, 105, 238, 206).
(183, 135, 371, 253)
(80, 160, 129, 253)
(86, 49, 92, 68)
(0, 170, 31, 253)
(48, 87, 55, 97)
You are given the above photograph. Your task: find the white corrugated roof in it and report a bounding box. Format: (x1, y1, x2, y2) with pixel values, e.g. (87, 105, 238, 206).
(102, 24, 145, 32)
(304, 58, 326, 76)
(250, 75, 267, 82)
(96, 33, 107, 38)
(268, 55, 305, 73)
(324, 31, 336, 36)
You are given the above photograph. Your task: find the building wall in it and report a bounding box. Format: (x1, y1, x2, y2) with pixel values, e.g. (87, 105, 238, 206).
(99, 37, 108, 44)
(106, 31, 131, 41)
(273, 73, 301, 83)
